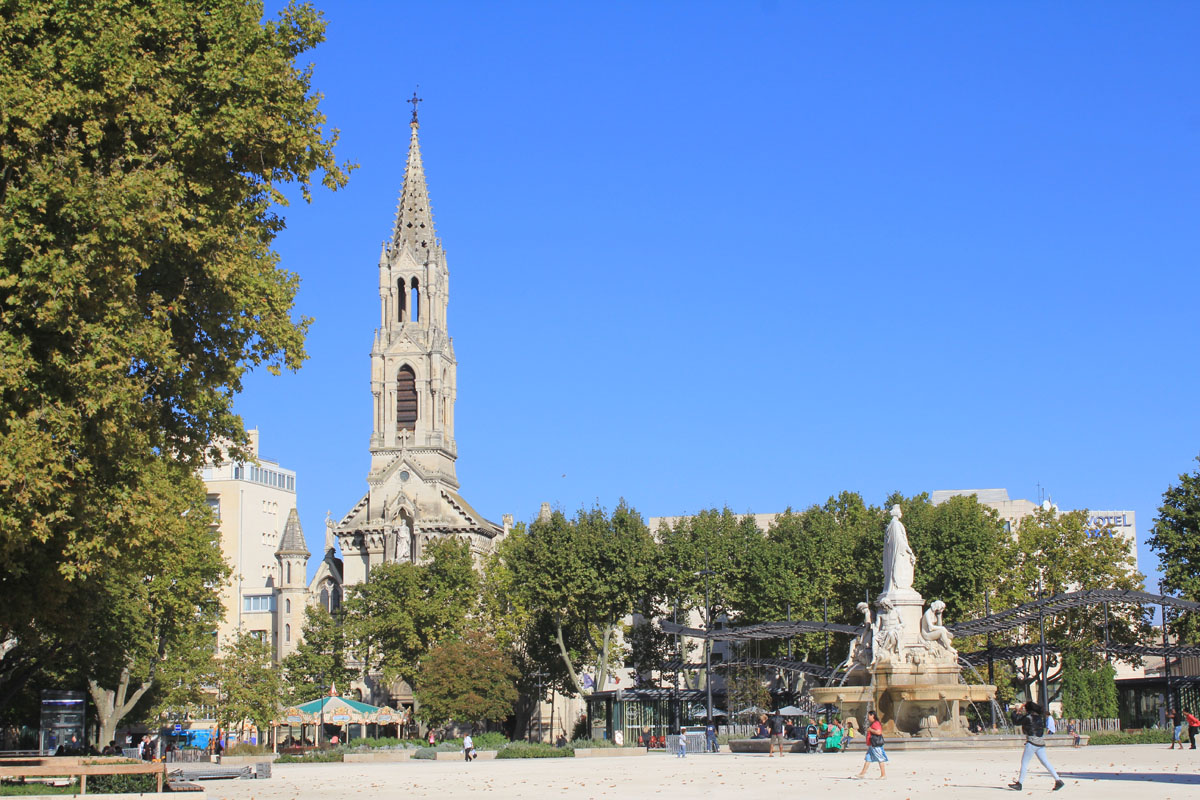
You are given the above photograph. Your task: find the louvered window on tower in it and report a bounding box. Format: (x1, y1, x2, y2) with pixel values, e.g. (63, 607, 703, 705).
(397, 366, 418, 431)
(398, 280, 406, 321)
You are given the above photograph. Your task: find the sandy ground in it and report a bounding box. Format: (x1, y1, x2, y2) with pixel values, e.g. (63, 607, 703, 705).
(206, 745, 1200, 800)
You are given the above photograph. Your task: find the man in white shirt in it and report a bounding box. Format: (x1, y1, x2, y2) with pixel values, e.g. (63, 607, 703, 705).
(462, 733, 475, 761)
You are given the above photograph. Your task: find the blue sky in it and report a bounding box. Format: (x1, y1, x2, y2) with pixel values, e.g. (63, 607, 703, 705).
(245, 1, 1200, 587)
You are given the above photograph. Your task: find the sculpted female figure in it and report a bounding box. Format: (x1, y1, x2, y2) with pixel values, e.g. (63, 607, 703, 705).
(882, 504, 916, 593)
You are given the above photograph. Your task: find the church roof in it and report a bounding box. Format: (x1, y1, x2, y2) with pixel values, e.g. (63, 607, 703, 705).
(277, 508, 310, 556)
(391, 96, 437, 259)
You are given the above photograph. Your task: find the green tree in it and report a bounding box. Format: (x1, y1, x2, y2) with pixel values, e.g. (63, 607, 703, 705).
(414, 630, 519, 727)
(886, 492, 1011, 621)
(0, 0, 349, 712)
(506, 501, 654, 696)
(1148, 456, 1200, 643)
(1060, 651, 1118, 720)
(724, 667, 771, 721)
(218, 631, 283, 738)
(344, 538, 478, 687)
(281, 605, 352, 705)
(80, 463, 227, 745)
(997, 506, 1146, 699)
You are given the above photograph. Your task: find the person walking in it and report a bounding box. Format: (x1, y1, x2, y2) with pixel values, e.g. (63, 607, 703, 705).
(1009, 701, 1064, 791)
(1168, 712, 1183, 750)
(768, 710, 785, 757)
(676, 726, 687, 758)
(854, 710, 887, 780)
(1185, 710, 1200, 750)
(462, 732, 476, 762)
(705, 719, 718, 753)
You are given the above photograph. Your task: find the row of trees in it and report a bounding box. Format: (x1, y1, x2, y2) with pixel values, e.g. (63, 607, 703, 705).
(269, 487, 1159, 736)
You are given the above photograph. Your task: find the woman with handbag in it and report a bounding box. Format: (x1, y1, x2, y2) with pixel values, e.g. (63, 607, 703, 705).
(855, 710, 887, 779)
(1009, 701, 1065, 791)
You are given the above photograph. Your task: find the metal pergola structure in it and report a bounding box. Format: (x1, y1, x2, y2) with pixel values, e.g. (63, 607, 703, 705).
(660, 588, 1200, 716)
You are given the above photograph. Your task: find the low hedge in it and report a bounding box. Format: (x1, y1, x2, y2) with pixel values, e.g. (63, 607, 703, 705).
(276, 749, 344, 763)
(1088, 729, 1172, 746)
(495, 742, 574, 759)
(412, 744, 460, 760)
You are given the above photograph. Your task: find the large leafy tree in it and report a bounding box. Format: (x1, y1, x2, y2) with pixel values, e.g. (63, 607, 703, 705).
(506, 501, 655, 696)
(281, 605, 353, 705)
(887, 492, 1011, 621)
(0, 0, 349, 709)
(80, 462, 228, 745)
(217, 630, 283, 739)
(1148, 455, 1200, 643)
(343, 538, 478, 687)
(414, 630, 519, 727)
(996, 505, 1146, 699)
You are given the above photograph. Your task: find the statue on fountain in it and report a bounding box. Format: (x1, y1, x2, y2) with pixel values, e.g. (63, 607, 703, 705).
(921, 599, 956, 655)
(882, 504, 916, 594)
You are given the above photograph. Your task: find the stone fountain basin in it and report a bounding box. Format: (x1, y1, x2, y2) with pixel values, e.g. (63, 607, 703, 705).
(810, 685, 995, 704)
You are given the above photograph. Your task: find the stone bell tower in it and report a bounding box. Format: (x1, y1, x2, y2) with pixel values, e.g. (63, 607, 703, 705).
(334, 95, 504, 591)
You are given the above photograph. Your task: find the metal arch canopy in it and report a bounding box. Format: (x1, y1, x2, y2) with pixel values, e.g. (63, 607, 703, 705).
(947, 588, 1200, 637)
(659, 619, 859, 641)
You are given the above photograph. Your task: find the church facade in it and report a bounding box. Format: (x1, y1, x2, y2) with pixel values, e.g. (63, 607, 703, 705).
(329, 100, 507, 704)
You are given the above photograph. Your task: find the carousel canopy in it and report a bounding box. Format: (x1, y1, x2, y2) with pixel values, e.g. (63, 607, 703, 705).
(280, 695, 402, 726)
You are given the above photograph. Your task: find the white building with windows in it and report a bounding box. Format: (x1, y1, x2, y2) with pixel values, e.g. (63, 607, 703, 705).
(201, 428, 342, 663)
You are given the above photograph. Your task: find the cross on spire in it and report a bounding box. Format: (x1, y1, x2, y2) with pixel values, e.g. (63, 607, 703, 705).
(408, 89, 422, 126)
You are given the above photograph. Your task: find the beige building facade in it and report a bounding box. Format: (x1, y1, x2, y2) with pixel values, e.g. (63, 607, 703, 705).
(202, 429, 341, 664)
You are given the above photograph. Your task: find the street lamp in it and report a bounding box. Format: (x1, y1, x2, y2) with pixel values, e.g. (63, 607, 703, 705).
(1037, 579, 1048, 708)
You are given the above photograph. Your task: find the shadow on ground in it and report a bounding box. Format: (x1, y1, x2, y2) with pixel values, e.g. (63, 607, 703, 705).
(1060, 771, 1200, 785)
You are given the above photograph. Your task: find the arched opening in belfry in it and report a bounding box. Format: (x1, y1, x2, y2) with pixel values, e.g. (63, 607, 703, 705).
(410, 277, 420, 322)
(397, 279, 407, 321)
(396, 365, 418, 431)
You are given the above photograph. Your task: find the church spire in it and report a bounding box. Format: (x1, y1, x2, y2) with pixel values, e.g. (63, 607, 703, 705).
(391, 90, 436, 257)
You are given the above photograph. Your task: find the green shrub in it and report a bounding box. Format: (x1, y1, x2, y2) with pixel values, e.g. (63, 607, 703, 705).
(88, 773, 157, 794)
(1088, 729, 1172, 745)
(412, 743, 461, 760)
(276, 749, 344, 763)
(571, 738, 617, 748)
(344, 736, 422, 750)
(495, 741, 574, 759)
(1, 783, 77, 795)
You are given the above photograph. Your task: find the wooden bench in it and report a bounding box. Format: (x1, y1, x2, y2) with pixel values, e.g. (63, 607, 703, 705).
(0, 761, 166, 794)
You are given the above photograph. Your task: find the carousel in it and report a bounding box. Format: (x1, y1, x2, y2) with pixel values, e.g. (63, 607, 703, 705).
(275, 686, 408, 750)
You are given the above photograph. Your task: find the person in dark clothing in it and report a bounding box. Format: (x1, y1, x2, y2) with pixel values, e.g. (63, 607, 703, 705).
(768, 711, 785, 757)
(1009, 702, 1064, 792)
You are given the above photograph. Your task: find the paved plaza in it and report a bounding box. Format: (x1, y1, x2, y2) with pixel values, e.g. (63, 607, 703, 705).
(209, 745, 1198, 800)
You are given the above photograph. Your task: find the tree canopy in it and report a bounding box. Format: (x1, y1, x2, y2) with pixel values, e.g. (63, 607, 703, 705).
(343, 538, 478, 687)
(1149, 455, 1200, 643)
(415, 630, 519, 727)
(0, 0, 349, 710)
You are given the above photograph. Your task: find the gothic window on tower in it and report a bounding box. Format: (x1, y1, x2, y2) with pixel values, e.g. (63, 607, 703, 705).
(398, 279, 406, 321)
(410, 277, 420, 322)
(397, 365, 418, 431)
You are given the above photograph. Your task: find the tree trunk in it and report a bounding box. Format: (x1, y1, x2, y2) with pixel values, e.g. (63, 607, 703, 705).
(554, 618, 587, 696)
(89, 667, 153, 748)
(595, 623, 614, 692)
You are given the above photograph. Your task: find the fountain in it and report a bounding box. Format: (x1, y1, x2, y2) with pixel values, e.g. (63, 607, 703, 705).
(810, 505, 996, 738)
